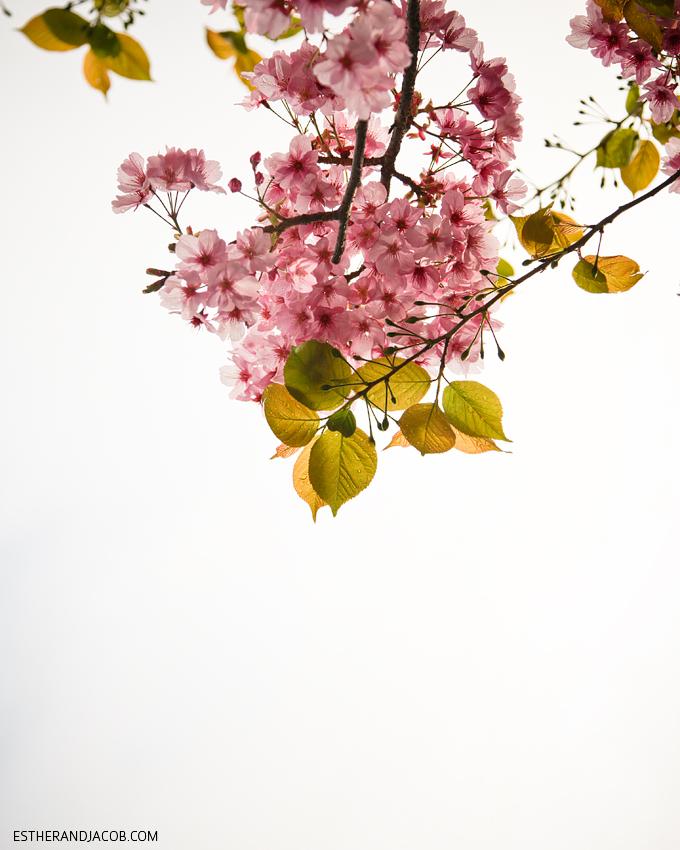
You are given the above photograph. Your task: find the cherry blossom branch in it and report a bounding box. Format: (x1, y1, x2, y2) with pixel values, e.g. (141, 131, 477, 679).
(262, 209, 340, 234)
(332, 119, 369, 263)
(346, 168, 680, 405)
(380, 0, 421, 197)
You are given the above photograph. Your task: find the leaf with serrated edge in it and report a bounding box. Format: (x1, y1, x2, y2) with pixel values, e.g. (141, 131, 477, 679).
(83, 48, 110, 95)
(293, 437, 327, 521)
(442, 382, 510, 442)
(357, 357, 431, 411)
(284, 340, 353, 411)
(399, 404, 456, 455)
(451, 427, 501, 454)
(104, 32, 151, 80)
(573, 255, 644, 294)
(20, 13, 83, 51)
(308, 429, 377, 516)
(383, 430, 411, 450)
(620, 139, 659, 194)
(262, 383, 319, 446)
(271, 443, 301, 460)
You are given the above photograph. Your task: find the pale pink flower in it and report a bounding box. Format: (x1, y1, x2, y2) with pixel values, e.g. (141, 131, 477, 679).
(661, 137, 680, 192)
(264, 135, 319, 190)
(243, 0, 292, 39)
(176, 230, 228, 273)
(641, 76, 680, 124)
(619, 41, 661, 84)
(186, 149, 226, 193)
(112, 152, 151, 213)
(201, 0, 228, 12)
(147, 147, 193, 192)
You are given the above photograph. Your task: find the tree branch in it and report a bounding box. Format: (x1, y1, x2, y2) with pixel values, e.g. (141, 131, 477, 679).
(380, 0, 421, 197)
(347, 168, 680, 403)
(332, 119, 369, 264)
(262, 209, 340, 234)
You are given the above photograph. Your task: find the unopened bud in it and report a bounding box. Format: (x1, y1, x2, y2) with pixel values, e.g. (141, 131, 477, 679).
(228, 178, 242, 193)
(255, 172, 264, 185)
(250, 151, 262, 167)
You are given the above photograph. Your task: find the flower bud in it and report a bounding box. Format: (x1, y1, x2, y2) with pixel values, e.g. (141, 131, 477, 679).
(228, 178, 242, 193)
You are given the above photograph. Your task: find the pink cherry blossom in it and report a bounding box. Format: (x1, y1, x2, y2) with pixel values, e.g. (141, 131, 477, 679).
(112, 152, 151, 213)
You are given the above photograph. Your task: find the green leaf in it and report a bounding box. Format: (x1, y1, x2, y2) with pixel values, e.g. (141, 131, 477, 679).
(511, 207, 555, 258)
(293, 436, 328, 521)
(308, 429, 377, 516)
(620, 139, 660, 194)
(442, 382, 510, 442)
(592, 0, 626, 19)
(43, 8, 89, 45)
(511, 208, 583, 258)
(399, 403, 456, 455)
(262, 383, 319, 447)
(496, 258, 514, 279)
(626, 83, 641, 116)
(88, 23, 121, 59)
(20, 9, 88, 51)
(651, 115, 680, 144)
(637, 0, 675, 17)
(326, 408, 357, 438)
(83, 48, 110, 96)
(104, 31, 151, 80)
(284, 340, 353, 411)
(94, 0, 131, 16)
(217, 29, 249, 54)
(596, 128, 638, 169)
(356, 357, 431, 411)
(624, 1, 663, 52)
(572, 255, 644, 293)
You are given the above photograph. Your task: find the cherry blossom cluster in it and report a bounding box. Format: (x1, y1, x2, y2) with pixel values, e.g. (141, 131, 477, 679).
(115, 0, 526, 404)
(568, 0, 680, 187)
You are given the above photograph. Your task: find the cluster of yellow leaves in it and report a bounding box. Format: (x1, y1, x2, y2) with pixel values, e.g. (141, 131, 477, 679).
(264, 341, 510, 520)
(20, 7, 151, 96)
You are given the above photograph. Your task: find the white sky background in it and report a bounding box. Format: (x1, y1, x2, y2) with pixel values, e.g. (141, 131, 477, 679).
(1, 0, 679, 847)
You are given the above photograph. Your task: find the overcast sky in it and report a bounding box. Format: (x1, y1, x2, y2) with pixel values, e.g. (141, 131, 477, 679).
(1, 1, 679, 848)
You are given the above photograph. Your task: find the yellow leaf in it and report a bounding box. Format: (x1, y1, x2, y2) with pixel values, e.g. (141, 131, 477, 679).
(383, 430, 411, 450)
(399, 404, 456, 455)
(206, 28, 261, 89)
(206, 28, 236, 60)
(572, 255, 644, 293)
(450, 427, 501, 454)
(293, 437, 328, 521)
(20, 13, 81, 51)
(551, 211, 585, 249)
(104, 31, 152, 80)
(271, 443, 301, 460)
(83, 48, 110, 96)
(620, 139, 660, 194)
(234, 49, 263, 90)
